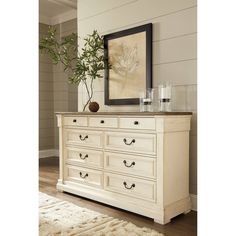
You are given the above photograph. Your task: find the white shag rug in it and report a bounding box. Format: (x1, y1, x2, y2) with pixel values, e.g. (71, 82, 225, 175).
(39, 192, 163, 236)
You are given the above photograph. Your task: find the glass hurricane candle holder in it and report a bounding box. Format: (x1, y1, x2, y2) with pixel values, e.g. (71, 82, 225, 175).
(140, 88, 154, 112)
(158, 83, 172, 112)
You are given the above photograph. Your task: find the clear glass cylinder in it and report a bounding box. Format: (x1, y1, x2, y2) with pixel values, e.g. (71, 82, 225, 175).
(158, 83, 172, 112)
(139, 88, 154, 112)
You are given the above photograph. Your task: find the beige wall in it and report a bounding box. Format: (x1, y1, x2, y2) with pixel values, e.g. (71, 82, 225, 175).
(39, 19, 78, 151)
(53, 19, 78, 149)
(77, 0, 197, 194)
(39, 23, 54, 150)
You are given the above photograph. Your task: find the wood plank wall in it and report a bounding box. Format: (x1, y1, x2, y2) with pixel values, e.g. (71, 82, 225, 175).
(39, 19, 78, 151)
(77, 0, 197, 195)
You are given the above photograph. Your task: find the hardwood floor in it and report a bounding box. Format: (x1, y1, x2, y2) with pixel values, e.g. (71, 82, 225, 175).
(39, 157, 197, 236)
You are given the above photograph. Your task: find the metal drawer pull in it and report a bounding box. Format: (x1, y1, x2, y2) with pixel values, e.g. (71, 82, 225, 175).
(100, 120, 105, 124)
(73, 119, 77, 123)
(123, 182, 135, 189)
(134, 121, 139, 125)
(79, 135, 88, 141)
(79, 153, 88, 160)
(123, 160, 135, 167)
(123, 138, 135, 145)
(79, 172, 88, 178)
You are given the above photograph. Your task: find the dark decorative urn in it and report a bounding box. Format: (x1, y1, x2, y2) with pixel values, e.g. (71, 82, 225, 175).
(89, 102, 100, 112)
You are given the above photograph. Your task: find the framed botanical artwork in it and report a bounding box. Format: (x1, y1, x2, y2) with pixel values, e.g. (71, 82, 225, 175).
(104, 23, 152, 105)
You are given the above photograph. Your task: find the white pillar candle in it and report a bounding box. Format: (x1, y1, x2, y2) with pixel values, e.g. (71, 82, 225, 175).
(161, 87, 167, 98)
(165, 87, 171, 99)
(161, 87, 171, 99)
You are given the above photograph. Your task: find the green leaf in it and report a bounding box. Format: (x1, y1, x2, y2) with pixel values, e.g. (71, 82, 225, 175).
(39, 26, 106, 105)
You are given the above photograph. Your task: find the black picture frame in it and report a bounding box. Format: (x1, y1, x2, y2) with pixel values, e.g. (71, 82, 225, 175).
(104, 23, 152, 105)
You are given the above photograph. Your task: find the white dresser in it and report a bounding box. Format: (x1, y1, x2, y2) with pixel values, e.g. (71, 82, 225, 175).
(56, 112, 192, 224)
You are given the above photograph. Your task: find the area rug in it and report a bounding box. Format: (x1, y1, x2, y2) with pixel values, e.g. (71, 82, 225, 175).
(39, 192, 163, 236)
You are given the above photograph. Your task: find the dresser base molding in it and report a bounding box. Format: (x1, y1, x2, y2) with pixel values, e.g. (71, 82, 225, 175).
(57, 181, 191, 224)
(56, 179, 64, 192)
(154, 196, 191, 224)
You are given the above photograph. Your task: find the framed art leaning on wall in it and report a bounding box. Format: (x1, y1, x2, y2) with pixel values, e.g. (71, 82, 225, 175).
(104, 23, 152, 105)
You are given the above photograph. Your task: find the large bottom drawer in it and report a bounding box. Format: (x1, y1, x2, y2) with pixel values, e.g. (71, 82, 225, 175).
(65, 165, 103, 188)
(104, 173, 156, 202)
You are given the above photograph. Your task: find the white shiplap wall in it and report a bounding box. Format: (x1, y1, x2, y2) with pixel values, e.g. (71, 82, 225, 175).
(77, 0, 197, 195)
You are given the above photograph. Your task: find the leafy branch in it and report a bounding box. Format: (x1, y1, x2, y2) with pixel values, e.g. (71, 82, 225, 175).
(39, 27, 110, 111)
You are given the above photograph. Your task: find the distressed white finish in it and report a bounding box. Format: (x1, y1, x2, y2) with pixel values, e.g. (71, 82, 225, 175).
(104, 152, 156, 179)
(104, 172, 156, 202)
(65, 165, 103, 188)
(89, 117, 118, 128)
(119, 117, 156, 130)
(65, 129, 103, 148)
(64, 116, 88, 126)
(105, 132, 157, 155)
(65, 147, 103, 168)
(57, 113, 191, 224)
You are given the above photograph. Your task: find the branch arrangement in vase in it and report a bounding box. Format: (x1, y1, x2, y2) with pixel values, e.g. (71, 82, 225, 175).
(39, 27, 110, 111)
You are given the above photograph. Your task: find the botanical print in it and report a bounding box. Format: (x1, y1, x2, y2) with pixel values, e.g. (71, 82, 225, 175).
(108, 31, 146, 99)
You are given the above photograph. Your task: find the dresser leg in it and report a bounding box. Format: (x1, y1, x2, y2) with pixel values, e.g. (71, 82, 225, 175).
(184, 209, 191, 214)
(56, 180, 64, 192)
(154, 216, 171, 225)
(57, 188, 64, 193)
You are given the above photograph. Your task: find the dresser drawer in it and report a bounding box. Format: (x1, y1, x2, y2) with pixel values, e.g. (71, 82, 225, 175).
(65, 165, 103, 188)
(65, 129, 103, 148)
(64, 116, 87, 127)
(119, 117, 155, 130)
(89, 117, 118, 128)
(104, 173, 156, 202)
(104, 152, 156, 179)
(105, 132, 156, 155)
(65, 147, 103, 168)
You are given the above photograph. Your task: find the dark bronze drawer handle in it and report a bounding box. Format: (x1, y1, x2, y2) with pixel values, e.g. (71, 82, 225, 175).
(134, 121, 139, 125)
(100, 120, 105, 124)
(123, 160, 135, 167)
(123, 138, 135, 145)
(123, 182, 135, 190)
(79, 172, 88, 178)
(79, 135, 88, 141)
(79, 153, 88, 160)
(73, 119, 77, 123)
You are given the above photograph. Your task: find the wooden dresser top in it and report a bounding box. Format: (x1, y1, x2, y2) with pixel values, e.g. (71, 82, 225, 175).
(55, 111, 192, 116)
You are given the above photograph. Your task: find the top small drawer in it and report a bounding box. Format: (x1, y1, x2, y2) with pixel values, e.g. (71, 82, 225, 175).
(89, 117, 118, 128)
(119, 117, 155, 130)
(64, 116, 88, 127)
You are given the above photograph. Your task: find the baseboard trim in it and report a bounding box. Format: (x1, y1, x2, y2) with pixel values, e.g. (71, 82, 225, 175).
(190, 194, 197, 211)
(39, 149, 59, 158)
